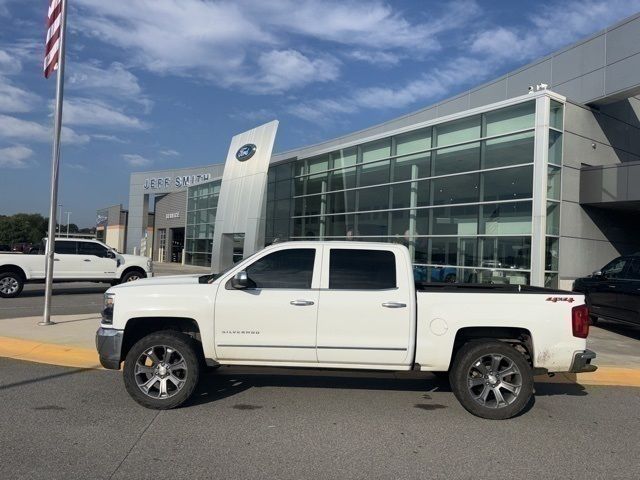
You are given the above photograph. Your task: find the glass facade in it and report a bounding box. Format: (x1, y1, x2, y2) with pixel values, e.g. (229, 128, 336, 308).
(265, 97, 563, 286)
(185, 180, 221, 266)
(545, 100, 564, 288)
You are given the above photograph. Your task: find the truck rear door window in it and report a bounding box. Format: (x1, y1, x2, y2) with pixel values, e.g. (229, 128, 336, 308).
(329, 249, 396, 290)
(246, 248, 315, 289)
(54, 241, 78, 254)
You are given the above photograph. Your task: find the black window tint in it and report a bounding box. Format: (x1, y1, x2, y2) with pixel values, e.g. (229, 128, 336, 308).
(246, 249, 315, 289)
(79, 242, 108, 257)
(54, 241, 77, 254)
(602, 257, 627, 279)
(329, 249, 396, 290)
(622, 259, 640, 280)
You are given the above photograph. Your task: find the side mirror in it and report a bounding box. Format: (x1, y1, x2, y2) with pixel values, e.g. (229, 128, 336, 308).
(592, 270, 603, 278)
(106, 250, 116, 259)
(230, 271, 250, 289)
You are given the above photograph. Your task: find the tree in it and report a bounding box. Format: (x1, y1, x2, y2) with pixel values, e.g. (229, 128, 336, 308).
(0, 213, 49, 245)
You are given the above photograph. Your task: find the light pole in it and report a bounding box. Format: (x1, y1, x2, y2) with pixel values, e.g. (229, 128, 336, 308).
(65, 212, 71, 237)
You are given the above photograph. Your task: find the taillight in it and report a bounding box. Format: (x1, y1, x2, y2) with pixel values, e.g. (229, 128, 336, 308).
(572, 304, 589, 338)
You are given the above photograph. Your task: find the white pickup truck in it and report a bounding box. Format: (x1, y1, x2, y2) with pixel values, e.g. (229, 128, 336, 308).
(96, 241, 596, 419)
(0, 238, 152, 298)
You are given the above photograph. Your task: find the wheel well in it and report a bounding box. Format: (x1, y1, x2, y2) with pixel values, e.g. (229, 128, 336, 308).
(451, 327, 534, 367)
(121, 266, 146, 278)
(0, 265, 26, 280)
(121, 317, 203, 362)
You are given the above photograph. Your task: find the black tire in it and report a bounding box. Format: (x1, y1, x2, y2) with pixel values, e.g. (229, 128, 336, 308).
(121, 269, 146, 284)
(450, 341, 533, 420)
(123, 331, 201, 410)
(0, 271, 24, 298)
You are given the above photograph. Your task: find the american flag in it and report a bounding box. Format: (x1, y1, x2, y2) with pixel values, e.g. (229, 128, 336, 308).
(44, 0, 63, 78)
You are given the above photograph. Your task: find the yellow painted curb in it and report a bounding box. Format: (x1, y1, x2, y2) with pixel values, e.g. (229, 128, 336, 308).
(535, 367, 640, 387)
(0, 336, 103, 369)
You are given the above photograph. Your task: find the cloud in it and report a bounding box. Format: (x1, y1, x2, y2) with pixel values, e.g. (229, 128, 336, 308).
(68, 61, 152, 110)
(122, 153, 152, 167)
(72, 0, 479, 94)
(0, 145, 33, 168)
(345, 50, 403, 66)
(288, 57, 486, 123)
(0, 48, 21, 74)
(0, 80, 40, 113)
(470, 0, 640, 63)
(0, 113, 90, 145)
(92, 133, 129, 144)
(252, 50, 340, 93)
(63, 98, 149, 130)
(159, 149, 180, 157)
(228, 108, 277, 123)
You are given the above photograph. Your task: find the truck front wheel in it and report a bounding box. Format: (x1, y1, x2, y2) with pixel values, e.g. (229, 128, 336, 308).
(0, 271, 24, 298)
(450, 341, 533, 420)
(123, 331, 201, 409)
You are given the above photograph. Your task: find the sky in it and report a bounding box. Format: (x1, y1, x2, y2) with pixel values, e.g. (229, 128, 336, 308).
(1, 0, 639, 227)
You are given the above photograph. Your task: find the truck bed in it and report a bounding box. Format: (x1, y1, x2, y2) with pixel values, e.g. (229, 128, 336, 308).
(415, 282, 570, 295)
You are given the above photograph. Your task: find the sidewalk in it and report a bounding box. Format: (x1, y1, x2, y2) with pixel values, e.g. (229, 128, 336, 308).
(0, 314, 639, 387)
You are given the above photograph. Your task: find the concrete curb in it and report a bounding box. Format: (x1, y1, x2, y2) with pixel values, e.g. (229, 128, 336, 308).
(1, 335, 640, 387)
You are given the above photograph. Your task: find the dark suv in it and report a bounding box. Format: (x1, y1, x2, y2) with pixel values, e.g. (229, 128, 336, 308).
(573, 255, 640, 327)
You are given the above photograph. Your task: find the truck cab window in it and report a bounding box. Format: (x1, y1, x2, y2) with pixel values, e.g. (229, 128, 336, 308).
(601, 258, 627, 279)
(54, 241, 78, 254)
(79, 242, 108, 258)
(329, 249, 396, 289)
(246, 249, 315, 289)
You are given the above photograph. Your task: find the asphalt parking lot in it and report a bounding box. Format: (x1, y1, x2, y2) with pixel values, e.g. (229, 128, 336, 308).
(1, 357, 639, 480)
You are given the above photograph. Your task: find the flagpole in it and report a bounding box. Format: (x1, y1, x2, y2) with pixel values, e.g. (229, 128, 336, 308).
(40, 0, 68, 326)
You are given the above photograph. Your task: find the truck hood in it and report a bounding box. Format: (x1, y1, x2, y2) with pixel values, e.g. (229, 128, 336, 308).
(117, 253, 149, 264)
(111, 274, 203, 290)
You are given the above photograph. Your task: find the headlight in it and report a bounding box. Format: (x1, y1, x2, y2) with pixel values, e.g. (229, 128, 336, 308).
(102, 293, 115, 325)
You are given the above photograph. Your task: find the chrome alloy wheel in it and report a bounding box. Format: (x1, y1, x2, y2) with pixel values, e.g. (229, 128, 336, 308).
(125, 274, 140, 282)
(134, 345, 188, 399)
(0, 276, 19, 295)
(467, 353, 522, 409)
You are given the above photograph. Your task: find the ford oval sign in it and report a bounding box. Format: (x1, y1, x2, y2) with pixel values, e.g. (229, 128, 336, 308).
(236, 144, 257, 162)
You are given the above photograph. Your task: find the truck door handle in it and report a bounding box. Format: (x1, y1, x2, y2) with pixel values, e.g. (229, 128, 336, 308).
(382, 302, 407, 308)
(84, 259, 92, 262)
(608, 285, 616, 288)
(54, 258, 59, 261)
(290, 300, 314, 306)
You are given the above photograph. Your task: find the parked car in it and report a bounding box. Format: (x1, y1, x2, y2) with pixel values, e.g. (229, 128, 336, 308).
(97, 241, 596, 420)
(573, 254, 640, 327)
(0, 244, 11, 252)
(11, 242, 33, 253)
(0, 238, 153, 298)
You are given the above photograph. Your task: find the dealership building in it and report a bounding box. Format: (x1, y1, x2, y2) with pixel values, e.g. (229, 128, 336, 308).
(100, 13, 640, 290)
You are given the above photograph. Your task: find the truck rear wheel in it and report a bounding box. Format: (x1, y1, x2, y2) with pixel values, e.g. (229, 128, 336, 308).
(123, 331, 201, 410)
(450, 341, 533, 420)
(0, 271, 24, 298)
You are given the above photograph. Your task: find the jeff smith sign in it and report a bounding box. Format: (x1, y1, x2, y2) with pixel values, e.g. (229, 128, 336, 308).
(143, 173, 211, 190)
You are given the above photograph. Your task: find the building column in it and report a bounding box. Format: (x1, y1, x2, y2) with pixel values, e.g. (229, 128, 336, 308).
(531, 95, 551, 287)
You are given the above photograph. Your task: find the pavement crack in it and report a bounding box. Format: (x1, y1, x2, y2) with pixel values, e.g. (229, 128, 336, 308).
(106, 410, 161, 480)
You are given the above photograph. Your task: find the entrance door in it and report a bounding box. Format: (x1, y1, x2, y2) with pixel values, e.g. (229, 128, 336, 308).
(316, 246, 414, 367)
(170, 228, 184, 263)
(214, 247, 321, 363)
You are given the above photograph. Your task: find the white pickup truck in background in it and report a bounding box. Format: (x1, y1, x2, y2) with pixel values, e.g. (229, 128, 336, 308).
(96, 241, 596, 420)
(0, 238, 152, 298)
